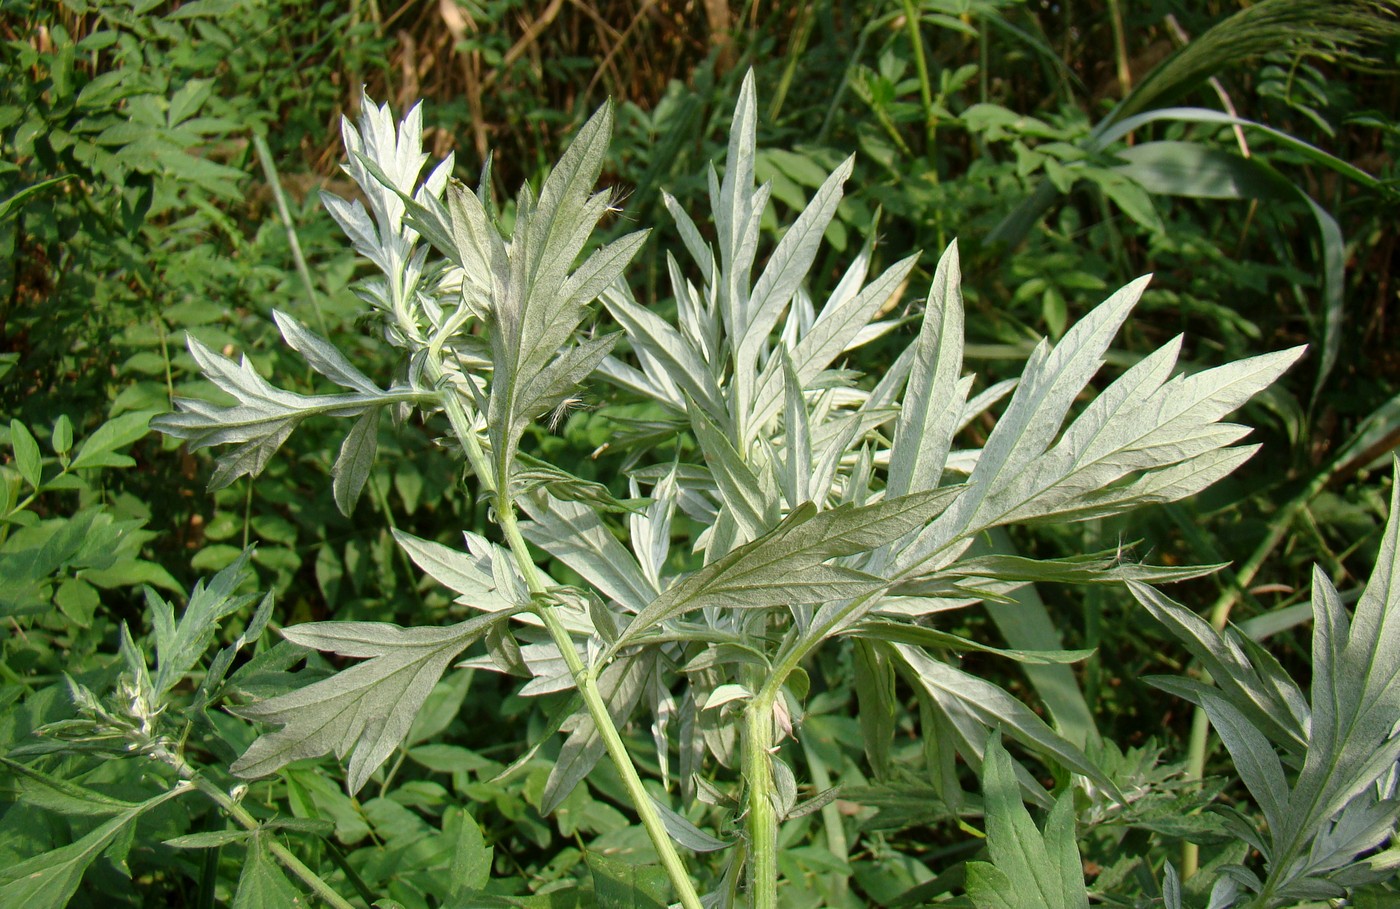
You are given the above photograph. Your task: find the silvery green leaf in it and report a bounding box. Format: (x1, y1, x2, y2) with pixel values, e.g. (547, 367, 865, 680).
(689, 403, 772, 542)
(1131, 581, 1308, 754)
(271, 311, 381, 395)
(1303, 793, 1400, 880)
(509, 333, 619, 444)
(662, 191, 714, 286)
(749, 253, 918, 435)
(1195, 689, 1289, 837)
(561, 231, 650, 312)
(702, 683, 752, 711)
(445, 178, 506, 295)
(1163, 863, 1182, 909)
(1206, 875, 1242, 909)
(649, 796, 731, 852)
(513, 454, 645, 514)
(894, 644, 1120, 799)
(714, 71, 759, 338)
(153, 335, 419, 489)
(907, 276, 1146, 560)
(332, 409, 379, 516)
(779, 349, 812, 507)
(394, 530, 510, 607)
(771, 753, 797, 820)
(599, 282, 725, 420)
(903, 550, 1225, 591)
(737, 155, 855, 395)
(519, 494, 657, 614)
(852, 620, 1094, 665)
(630, 477, 675, 593)
(896, 274, 1301, 574)
(481, 103, 644, 479)
(888, 241, 966, 498)
(231, 612, 510, 794)
(615, 490, 958, 649)
(391, 529, 588, 632)
(1280, 463, 1400, 857)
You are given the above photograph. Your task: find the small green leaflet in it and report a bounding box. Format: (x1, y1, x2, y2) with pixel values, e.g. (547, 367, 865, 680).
(611, 488, 959, 650)
(231, 611, 518, 794)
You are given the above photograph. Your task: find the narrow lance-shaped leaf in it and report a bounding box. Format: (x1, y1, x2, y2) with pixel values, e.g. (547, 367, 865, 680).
(332, 408, 379, 515)
(887, 241, 966, 498)
(736, 155, 855, 421)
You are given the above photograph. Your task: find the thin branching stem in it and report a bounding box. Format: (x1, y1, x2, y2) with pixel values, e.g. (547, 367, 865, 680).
(431, 366, 703, 909)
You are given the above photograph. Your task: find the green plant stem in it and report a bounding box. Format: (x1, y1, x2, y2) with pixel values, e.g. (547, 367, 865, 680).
(1107, 0, 1131, 95)
(745, 691, 779, 909)
(253, 133, 327, 337)
(900, 0, 937, 150)
(172, 763, 354, 909)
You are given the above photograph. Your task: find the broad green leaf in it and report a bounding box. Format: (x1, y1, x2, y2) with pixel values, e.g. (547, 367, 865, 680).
(71, 410, 154, 471)
(50, 415, 73, 458)
(588, 852, 669, 909)
(232, 834, 302, 909)
(0, 756, 143, 817)
(0, 788, 186, 909)
(614, 489, 959, 649)
(232, 611, 514, 793)
(967, 735, 1089, 909)
(445, 807, 492, 900)
(0, 174, 78, 221)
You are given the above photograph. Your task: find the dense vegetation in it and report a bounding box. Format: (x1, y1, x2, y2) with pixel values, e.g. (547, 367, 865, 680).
(4, 1, 1400, 907)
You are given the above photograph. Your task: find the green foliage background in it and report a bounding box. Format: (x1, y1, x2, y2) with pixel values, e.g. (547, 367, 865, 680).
(3, 0, 1400, 906)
